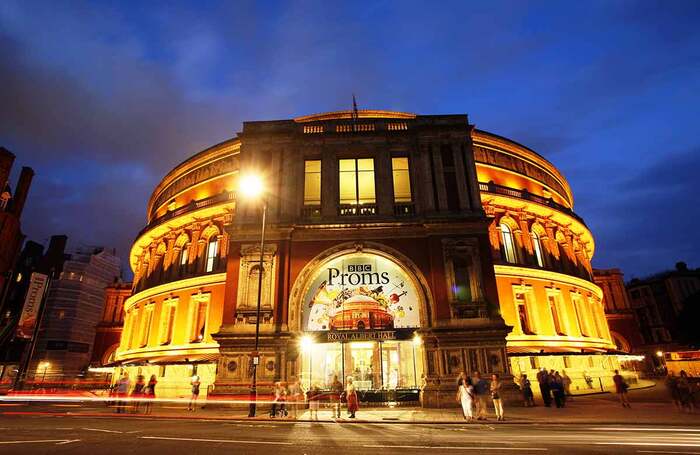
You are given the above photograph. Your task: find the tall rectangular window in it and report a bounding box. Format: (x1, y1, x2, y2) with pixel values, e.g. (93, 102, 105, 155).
(190, 297, 209, 343)
(126, 310, 138, 349)
(514, 291, 534, 335)
(452, 256, 472, 302)
(391, 157, 412, 203)
(339, 158, 375, 205)
(139, 305, 153, 348)
(548, 294, 565, 335)
(160, 302, 177, 345)
(590, 298, 604, 339)
(206, 238, 219, 272)
(303, 160, 321, 205)
(571, 294, 589, 337)
(180, 244, 189, 267)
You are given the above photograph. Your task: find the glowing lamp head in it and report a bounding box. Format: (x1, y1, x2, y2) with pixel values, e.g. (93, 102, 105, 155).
(656, 351, 664, 358)
(300, 335, 314, 352)
(413, 334, 422, 346)
(40, 362, 50, 369)
(239, 174, 265, 199)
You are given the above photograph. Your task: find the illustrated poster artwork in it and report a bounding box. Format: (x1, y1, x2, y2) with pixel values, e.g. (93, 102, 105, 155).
(302, 253, 421, 331)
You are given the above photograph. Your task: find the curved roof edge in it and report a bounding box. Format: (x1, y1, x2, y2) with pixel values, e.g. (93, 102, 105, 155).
(294, 109, 416, 123)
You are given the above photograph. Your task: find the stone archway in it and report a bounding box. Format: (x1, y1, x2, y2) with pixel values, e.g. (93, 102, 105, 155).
(287, 241, 435, 335)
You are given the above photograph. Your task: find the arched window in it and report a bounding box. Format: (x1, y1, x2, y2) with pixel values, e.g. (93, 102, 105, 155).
(180, 243, 189, 269)
(500, 223, 517, 264)
(205, 238, 219, 272)
(531, 231, 545, 267)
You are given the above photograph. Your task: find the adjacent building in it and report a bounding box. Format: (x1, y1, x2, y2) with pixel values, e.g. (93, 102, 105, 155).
(112, 110, 623, 404)
(627, 262, 700, 370)
(30, 244, 121, 379)
(594, 268, 644, 353)
(0, 147, 33, 307)
(91, 280, 132, 367)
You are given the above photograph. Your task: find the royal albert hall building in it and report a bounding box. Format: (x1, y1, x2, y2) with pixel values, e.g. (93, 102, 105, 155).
(113, 110, 621, 405)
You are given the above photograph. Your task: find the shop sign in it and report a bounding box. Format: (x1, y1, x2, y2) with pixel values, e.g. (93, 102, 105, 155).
(302, 253, 421, 332)
(16, 272, 48, 339)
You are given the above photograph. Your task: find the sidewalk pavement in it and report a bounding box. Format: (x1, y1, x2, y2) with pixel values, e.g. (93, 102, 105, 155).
(19, 385, 700, 426)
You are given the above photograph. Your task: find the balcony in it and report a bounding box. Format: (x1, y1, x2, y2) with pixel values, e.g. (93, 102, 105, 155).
(338, 203, 377, 216)
(301, 205, 322, 219)
(479, 182, 586, 226)
(133, 258, 227, 294)
(138, 191, 235, 239)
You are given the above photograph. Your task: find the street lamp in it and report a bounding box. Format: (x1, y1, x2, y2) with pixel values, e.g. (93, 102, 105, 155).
(240, 173, 267, 418)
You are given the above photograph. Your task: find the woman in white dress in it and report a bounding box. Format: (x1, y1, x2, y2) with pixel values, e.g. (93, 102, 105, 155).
(458, 376, 475, 421)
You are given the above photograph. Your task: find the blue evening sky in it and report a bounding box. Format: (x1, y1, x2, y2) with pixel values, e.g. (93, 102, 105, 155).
(1, 0, 698, 280)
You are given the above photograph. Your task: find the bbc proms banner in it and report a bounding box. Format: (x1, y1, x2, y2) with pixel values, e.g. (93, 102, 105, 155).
(303, 253, 421, 332)
(16, 272, 49, 339)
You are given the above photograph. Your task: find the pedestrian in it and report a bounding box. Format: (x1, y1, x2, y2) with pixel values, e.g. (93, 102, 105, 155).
(666, 372, 681, 410)
(331, 375, 343, 418)
(457, 376, 475, 421)
(308, 384, 320, 420)
(144, 374, 157, 414)
(561, 370, 573, 400)
(537, 368, 552, 407)
(289, 379, 303, 419)
(188, 374, 201, 411)
(270, 382, 287, 417)
(114, 373, 130, 413)
(131, 374, 145, 413)
(490, 373, 504, 421)
(612, 370, 630, 408)
(519, 374, 535, 407)
(551, 372, 565, 408)
(420, 374, 428, 408)
(346, 376, 359, 419)
(472, 371, 489, 420)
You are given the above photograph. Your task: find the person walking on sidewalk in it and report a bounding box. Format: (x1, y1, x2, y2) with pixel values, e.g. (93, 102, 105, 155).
(114, 373, 130, 413)
(188, 374, 201, 411)
(346, 376, 359, 419)
(472, 371, 489, 420)
(288, 379, 303, 419)
(331, 375, 343, 418)
(457, 376, 475, 421)
(678, 370, 694, 413)
(551, 371, 565, 408)
(307, 383, 320, 420)
(537, 368, 552, 407)
(519, 374, 535, 407)
(490, 373, 504, 421)
(131, 374, 145, 413)
(144, 374, 157, 415)
(613, 370, 631, 408)
(562, 370, 573, 401)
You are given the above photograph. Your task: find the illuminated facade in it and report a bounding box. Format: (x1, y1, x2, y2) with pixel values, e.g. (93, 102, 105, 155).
(114, 110, 623, 403)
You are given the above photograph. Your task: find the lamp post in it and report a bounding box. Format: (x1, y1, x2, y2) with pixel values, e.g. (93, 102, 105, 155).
(40, 361, 50, 384)
(240, 174, 266, 418)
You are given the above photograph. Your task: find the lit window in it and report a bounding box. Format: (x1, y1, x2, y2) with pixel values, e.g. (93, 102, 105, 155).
(500, 223, 517, 263)
(339, 158, 375, 205)
(160, 303, 176, 345)
(531, 231, 544, 267)
(190, 297, 209, 343)
(303, 160, 321, 206)
(180, 243, 189, 267)
(139, 305, 153, 348)
(572, 294, 589, 337)
(452, 256, 472, 302)
(206, 238, 219, 272)
(391, 157, 412, 203)
(515, 291, 534, 335)
(548, 294, 565, 335)
(127, 310, 139, 349)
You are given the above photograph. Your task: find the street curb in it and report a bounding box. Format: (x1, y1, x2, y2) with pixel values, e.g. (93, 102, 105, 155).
(6, 411, 700, 427)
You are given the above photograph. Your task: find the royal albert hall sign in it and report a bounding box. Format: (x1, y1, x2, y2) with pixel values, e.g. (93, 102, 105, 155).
(302, 252, 421, 339)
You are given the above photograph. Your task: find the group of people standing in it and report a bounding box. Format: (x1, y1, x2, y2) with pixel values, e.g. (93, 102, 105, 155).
(457, 371, 504, 421)
(269, 375, 359, 420)
(666, 370, 696, 412)
(530, 368, 572, 408)
(112, 373, 157, 414)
